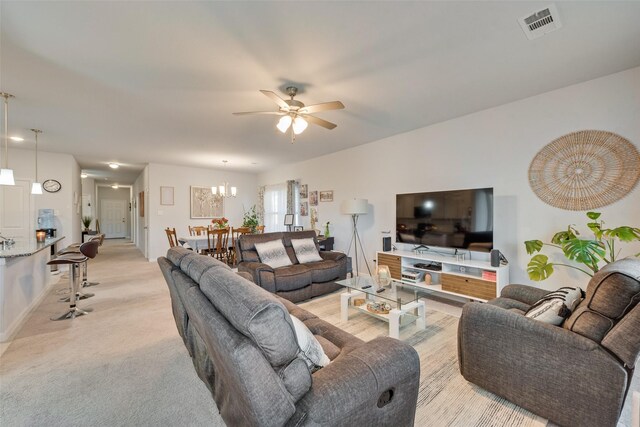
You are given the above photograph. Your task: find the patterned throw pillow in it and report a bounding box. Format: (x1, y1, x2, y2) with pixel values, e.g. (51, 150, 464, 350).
(290, 315, 330, 371)
(254, 239, 292, 268)
(291, 238, 323, 263)
(525, 286, 584, 325)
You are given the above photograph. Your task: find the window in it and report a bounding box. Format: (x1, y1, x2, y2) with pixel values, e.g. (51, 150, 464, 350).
(264, 183, 287, 232)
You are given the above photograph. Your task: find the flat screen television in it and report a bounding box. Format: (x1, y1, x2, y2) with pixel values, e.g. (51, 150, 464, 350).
(396, 187, 493, 252)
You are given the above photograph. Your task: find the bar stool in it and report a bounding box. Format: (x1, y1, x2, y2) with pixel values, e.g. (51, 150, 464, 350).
(58, 239, 100, 302)
(49, 253, 92, 320)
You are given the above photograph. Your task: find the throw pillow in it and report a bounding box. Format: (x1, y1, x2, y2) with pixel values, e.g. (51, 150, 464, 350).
(254, 239, 292, 269)
(525, 286, 585, 325)
(291, 238, 323, 264)
(290, 315, 330, 371)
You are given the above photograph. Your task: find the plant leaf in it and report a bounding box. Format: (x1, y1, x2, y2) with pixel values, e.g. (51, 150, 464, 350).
(524, 240, 543, 255)
(551, 227, 577, 244)
(527, 254, 554, 281)
(586, 212, 601, 220)
(562, 238, 605, 267)
(604, 226, 640, 242)
(587, 222, 604, 239)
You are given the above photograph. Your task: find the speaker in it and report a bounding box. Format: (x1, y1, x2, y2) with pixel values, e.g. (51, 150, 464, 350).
(382, 236, 392, 252)
(490, 249, 500, 267)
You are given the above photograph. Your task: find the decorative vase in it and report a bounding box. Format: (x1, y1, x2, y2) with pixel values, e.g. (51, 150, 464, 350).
(324, 223, 330, 237)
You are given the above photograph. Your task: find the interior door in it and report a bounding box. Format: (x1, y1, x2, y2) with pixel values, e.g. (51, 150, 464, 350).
(0, 179, 32, 240)
(101, 199, 126, 238)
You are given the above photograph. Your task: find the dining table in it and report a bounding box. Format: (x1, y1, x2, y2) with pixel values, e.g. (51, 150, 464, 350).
(178, 236, 211, 252)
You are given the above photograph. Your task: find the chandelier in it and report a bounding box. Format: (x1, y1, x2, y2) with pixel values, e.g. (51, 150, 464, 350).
(211, 160, 237, 198)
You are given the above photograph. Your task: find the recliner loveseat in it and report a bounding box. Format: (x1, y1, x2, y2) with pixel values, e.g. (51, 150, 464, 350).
(237, 230, 347, 302)
(158, 247, 420, 427)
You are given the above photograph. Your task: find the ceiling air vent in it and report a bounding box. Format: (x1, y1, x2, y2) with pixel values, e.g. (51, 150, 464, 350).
(518, 4, 562, 40)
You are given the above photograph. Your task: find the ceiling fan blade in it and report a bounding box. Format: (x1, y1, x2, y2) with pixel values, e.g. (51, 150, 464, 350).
(232, 111, 285, 116)
(303, 114, 337, 130)
(260, 90, 290, 109)
(299, 101, 345, 114)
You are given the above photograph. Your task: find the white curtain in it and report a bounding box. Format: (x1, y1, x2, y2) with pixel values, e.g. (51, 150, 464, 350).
(264, 183, 287, 232)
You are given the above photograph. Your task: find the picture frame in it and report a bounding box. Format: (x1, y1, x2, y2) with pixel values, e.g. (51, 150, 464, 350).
(319, 191, 334, 202)
(160, 186, 174, 206)
(284, 214, 294, 226)
(190, 186, 224, 219)
(139, 191, 145, 217)
(300, 201, 309, 216)
(299, 184, 308, 199)
(309, 191, 318, 206)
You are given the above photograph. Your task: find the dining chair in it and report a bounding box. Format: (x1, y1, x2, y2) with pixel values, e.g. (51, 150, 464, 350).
(229, 226, 252, 265)
(189, 225, 208, 236)
(165, 228, 178, 248)
(206, 228, 230, 262)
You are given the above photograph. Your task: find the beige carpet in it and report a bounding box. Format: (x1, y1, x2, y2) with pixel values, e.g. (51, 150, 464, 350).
(0, 240, 636, 426)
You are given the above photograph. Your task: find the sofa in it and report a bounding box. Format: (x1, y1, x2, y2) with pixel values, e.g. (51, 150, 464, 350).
(458, 258, 640, 427)
(158, 247, 420, 427)
(237, 230, 347, 303)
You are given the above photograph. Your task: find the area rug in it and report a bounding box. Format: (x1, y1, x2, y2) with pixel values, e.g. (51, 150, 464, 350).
(299, 293, 547, 427)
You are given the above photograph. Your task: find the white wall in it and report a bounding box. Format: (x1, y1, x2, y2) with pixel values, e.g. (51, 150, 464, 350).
(146, 163, 259, 261)
(3, 148, 81, 247)
(81, 177, 96, 221)
(259, 67, 640, 291)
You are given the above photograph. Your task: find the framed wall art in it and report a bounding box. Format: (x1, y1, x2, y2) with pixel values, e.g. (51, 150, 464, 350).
(309, 191, 318, 206)
(160, 186, 174, 206)
(190, 186, 224, 219)
(319, 191, 334, 202)
(139, 191, 145, 217)
(299, 184, 308, 199)
(300, 201, 309, 216)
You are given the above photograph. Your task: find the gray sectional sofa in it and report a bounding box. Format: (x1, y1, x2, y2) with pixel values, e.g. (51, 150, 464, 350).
(458, 258, 640, 427)
(158, 247, 420, 427)
(237, 230, 347, 303)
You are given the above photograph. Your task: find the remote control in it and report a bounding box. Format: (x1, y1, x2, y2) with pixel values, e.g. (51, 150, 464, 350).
(361, 285, 372, 289)
(376, 288, 386, 293)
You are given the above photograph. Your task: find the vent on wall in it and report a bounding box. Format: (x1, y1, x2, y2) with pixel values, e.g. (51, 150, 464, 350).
(518, 4, 562, 40)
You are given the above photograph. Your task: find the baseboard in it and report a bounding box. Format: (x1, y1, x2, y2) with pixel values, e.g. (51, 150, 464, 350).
(0, 272, 62, 343)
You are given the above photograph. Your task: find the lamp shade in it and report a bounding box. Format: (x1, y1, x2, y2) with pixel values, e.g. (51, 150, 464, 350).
(31, 182, 43, 195)
(341, 198, 368, 215)
(0, 168, 15, 186)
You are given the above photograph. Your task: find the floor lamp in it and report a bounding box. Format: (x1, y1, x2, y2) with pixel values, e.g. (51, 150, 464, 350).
(342, 198, 372, 277)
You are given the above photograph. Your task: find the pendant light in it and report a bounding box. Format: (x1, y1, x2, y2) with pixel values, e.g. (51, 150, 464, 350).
(0, 92, 16, 186)
(30, 129, 43, 194)
(211, 160, 237, 198)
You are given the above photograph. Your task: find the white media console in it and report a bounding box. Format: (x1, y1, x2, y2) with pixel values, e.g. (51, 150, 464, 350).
(376, 250, 509, 302)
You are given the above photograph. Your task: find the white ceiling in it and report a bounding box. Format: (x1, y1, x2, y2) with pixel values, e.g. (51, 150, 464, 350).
(1, 1, 640, 184)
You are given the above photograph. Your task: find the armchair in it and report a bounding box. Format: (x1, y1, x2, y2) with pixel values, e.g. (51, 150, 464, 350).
(458, 258, 640, 427)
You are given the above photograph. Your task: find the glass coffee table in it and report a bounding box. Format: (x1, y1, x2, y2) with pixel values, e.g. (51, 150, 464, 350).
(336, 276, 426, 339)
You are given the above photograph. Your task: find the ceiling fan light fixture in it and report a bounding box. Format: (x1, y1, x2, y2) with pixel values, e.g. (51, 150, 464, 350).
(277, 115, 292, 133)
(292, 117, 308, 135)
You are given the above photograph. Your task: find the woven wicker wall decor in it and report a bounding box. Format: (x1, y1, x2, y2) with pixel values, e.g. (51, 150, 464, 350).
(528, 130, 640, 211)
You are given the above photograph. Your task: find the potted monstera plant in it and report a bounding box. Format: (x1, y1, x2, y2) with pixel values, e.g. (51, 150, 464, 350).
(524, 212, 640, 281)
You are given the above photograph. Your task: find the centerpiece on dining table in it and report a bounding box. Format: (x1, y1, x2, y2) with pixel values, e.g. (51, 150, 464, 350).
(211, 217, 229, 229)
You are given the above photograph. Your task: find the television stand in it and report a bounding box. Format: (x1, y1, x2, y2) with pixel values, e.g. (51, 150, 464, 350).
(377, 250, 509, 302)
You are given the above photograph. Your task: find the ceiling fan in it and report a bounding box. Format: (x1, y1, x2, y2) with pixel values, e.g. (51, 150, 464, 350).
(233, 86, 344, 142)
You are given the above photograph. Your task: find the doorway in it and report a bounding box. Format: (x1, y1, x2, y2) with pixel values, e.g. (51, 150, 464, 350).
(100, 199, 127, 238)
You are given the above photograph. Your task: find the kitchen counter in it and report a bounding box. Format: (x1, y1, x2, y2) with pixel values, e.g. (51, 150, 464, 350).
(0, 236, 64, 258)
(1, 236, 66, 342)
